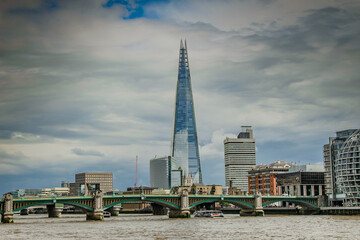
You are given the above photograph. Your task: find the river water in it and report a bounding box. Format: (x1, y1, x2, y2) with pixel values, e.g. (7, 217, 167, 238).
(1, 214, 360, 239)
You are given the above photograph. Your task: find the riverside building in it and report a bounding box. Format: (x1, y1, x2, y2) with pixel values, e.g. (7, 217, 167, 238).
(248, 160, 294, 195)
(171, 40, 203, 184)
(224, 126, 256, 192)
(334, 129, 360, 206)
(323, 129, 357, 206)
(276, 165, 325, 197)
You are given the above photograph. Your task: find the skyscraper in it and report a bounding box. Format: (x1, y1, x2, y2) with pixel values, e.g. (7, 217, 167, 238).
(224, 126, 256, 192)
(171, 40, 203, 184)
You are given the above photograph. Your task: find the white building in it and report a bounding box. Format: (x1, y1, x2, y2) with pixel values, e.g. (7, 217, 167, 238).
(150, 156, 178, 189)
(224, 126, 256, 192)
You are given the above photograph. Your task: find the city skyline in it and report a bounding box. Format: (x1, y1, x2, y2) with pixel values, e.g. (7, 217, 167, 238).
(1, 0, 360, 194)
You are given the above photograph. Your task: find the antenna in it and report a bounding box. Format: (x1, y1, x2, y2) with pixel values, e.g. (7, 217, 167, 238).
(135, 155, 138, 188)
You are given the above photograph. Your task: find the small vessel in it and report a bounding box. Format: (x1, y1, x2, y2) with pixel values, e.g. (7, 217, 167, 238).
(194, 210, 224, 218)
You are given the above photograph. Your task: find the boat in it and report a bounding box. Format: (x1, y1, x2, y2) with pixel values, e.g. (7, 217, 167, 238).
(194, 210, 224, 218)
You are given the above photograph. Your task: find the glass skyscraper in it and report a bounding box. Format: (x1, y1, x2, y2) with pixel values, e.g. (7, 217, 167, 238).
(171, 40, 203, 184)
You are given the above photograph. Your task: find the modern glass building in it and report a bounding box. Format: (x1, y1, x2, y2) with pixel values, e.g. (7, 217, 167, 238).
(150, 156, 182, 189)
(171, 40, 203, 184)
(323, 129, 357, 206)
(335, 129, 360, 206)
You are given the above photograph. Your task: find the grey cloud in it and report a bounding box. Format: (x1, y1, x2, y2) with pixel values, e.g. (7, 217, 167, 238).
(245, 7, 360, 53)
(72, 148, 105, 157)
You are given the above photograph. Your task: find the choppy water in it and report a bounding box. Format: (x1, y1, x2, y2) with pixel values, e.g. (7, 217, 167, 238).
(1, 214, 360, 239)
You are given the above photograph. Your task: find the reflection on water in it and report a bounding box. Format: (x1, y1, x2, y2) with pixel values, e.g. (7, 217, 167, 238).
(1, 214, 360, 239)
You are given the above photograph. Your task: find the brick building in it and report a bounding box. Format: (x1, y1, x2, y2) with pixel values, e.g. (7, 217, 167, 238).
(248, 160, 294, 195)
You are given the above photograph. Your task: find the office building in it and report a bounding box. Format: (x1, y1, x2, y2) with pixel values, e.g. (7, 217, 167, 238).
(224, 126, 256, 192)
(277, 165, 325, 196)
(248, 160, 294, 195)
(334, 129, 360, 206)
(10, 187, 70, 198)
(40, 187, 70, 197)
(70, 172, 113, 196)
(150, 156, 176, 189)
(323, 129, 357, 205)
(10, 189, 43, 198)
(171, 40, 203, 184)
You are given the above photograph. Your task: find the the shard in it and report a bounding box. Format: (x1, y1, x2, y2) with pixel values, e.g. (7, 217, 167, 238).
(171, 40, 203, 184)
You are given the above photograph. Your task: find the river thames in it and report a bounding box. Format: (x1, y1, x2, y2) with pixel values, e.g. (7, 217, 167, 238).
(1, 214, 360, 239)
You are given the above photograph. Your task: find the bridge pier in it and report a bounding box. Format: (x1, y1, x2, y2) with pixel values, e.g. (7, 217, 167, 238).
(108, 206, 121, 216)
(152, 203, 168, 215)
(240, 191, 264, 217)
(47, 204, 63, 218)
(169, 189, 190, 218)
(86, 190, 104, 221)
(1, 194, 14, 223)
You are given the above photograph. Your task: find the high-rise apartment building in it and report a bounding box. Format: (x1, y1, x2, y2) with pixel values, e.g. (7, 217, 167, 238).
(224, 126, 256, 192)
(323, 129, 357, 206)
(171, 40, 202, 184)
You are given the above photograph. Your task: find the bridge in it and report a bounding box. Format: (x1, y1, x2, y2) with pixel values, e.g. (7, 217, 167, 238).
(0, 190, 321, 223)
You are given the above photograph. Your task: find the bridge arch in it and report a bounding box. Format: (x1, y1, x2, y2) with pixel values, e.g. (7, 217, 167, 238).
(103, 198, 181, 211)
(189, 198, 254, 209)
(262, 199, 318, 209)
(12, 200, 94, 212)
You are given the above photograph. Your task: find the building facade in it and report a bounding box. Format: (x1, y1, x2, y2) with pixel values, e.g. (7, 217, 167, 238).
(248, 160, 294, 195)
(224, 126, 256, 192)
(334, 129, 360, 206)
(70, 172, 113, 196)
(171, 40, 202, 184)
(277, 169, 325, 197)
(150, 156, 175, 189)
(323, 129, 357, 205)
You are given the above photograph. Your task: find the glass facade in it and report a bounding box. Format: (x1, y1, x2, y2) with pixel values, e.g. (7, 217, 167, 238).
(335, 129, 360, 206)
(323, 129, 357, 205)
(171, 40, 203, 184)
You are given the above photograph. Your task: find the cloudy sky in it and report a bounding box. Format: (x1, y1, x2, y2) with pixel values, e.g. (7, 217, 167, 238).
(1, 0, 359, 194)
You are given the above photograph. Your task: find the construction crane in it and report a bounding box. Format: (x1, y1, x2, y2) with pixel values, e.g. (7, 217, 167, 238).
(135, 155, 138, 188)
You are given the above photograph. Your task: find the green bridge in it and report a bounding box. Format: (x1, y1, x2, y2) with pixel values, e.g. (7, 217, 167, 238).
(0, 190, 320, 223)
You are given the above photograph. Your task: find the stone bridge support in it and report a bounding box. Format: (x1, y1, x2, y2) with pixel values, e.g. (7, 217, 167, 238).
(240, 191, 264, 216)
(47, 203, 63, 218)
(86, 190, 104, 221)
(151, 203, 168, 215)
(108, 206, 121, 216)
(1, 193, 14, 223)
(169, 189, 191, 218)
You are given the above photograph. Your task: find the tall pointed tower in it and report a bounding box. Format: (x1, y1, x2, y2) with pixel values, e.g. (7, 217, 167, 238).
(171, 40, 203, 184)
